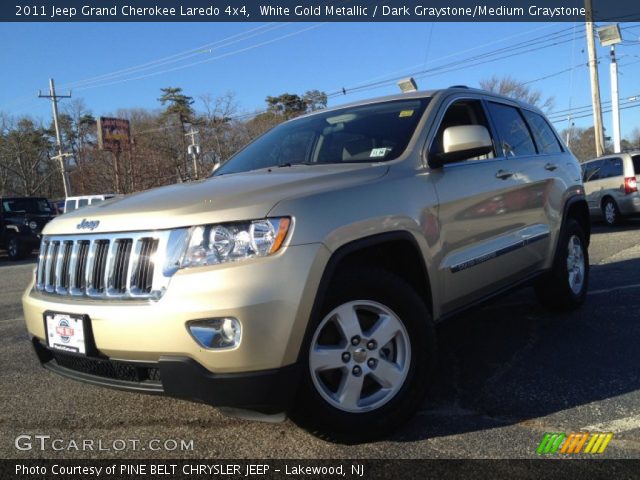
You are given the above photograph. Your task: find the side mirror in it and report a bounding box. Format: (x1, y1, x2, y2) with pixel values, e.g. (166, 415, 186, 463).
(430, 125, 493, 168)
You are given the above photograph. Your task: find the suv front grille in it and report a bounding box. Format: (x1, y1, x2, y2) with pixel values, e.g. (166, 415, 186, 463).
(35, 230, 179, 300)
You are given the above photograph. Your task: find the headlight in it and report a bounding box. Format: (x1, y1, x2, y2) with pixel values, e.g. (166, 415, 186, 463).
(180, 217, 291, 268)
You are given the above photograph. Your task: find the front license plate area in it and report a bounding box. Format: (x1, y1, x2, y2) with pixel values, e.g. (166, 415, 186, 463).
(44, 312, 87, 355)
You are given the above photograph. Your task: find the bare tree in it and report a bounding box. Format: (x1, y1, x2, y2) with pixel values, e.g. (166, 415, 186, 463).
(0, 115, 58, 196)
(480, 75, 555, 112)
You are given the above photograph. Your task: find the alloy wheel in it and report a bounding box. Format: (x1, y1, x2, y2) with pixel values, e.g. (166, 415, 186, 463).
(566, 235, 585, 295)
(309, 300, 411, 413)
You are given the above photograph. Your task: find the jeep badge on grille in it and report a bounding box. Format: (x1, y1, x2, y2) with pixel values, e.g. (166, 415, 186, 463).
(76, 219, 100, 231)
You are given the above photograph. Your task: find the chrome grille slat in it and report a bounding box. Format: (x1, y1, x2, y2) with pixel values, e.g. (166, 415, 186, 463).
(36, 241, 48, 289)
(45, 242, 59, 293)
(34, 230, 180, 300)
(67, 241, 81, 293)
(70, 240, 89, 295)
(130, 238, 159, 294)
(55, 241, 73, 294)
(88, 240, 110, 297)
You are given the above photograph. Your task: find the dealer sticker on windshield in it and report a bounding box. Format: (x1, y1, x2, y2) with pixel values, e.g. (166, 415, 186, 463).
(370, 147, 390, 158)
(45, 312, 86, 354)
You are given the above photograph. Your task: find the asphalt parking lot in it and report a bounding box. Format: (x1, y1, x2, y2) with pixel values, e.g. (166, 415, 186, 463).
(1, 221, 639, 459)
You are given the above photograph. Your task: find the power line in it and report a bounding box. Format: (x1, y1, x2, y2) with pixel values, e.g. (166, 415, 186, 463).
(519, 60, 589, 87)
(61, 23, 286, 90)
(74, 24, 325, 92)
(328, 21, 640, 101)
(548, 91, 640, 118)
(550, 97, 640, 123)
(323, 23, 562, 98)
(327, 27, 586, 98)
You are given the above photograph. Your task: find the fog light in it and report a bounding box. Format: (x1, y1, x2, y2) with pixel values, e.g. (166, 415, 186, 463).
(187, 318, 241, 349)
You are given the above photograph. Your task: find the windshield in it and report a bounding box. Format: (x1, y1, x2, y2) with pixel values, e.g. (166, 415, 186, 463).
(2, 198, 52, 214)
(216, 98, 430, 176)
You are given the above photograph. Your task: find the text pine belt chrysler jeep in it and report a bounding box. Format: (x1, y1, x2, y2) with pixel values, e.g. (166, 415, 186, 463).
(22, 88, 590, 442)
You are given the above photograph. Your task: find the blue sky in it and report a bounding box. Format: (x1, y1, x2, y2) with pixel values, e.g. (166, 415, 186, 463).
(1, 21, 640, 138)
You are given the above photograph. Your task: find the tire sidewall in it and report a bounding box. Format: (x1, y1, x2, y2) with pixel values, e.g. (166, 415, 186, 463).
(602, 199, 619, 226)
(7, 237, 19, 260)
(558, 220, 589, 303)
(295, 268, 434, 440)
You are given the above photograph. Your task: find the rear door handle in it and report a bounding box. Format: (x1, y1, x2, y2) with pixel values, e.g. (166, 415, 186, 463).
(544, 163, 558, 171)
(495, 169, 514, 180)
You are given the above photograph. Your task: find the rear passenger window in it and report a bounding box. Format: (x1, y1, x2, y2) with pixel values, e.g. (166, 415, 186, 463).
(522, 110, 562, 154)
(582, 160, 603, 182)
(601, 158, 623, 178)
(487, 102, 537, 157)
(632, 155, 640, 175)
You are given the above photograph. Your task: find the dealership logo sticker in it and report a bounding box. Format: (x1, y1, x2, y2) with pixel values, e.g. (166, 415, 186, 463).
(76, 218, 100, 230)
(55, 318, 74, 343)
(536, 432, 613, 455)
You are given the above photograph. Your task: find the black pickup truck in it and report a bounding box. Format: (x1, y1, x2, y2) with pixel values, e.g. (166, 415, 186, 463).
(0, 197, 55, 260)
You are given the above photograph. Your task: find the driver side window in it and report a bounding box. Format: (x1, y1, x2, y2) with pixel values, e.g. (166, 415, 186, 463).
(432, 99, 495, 161)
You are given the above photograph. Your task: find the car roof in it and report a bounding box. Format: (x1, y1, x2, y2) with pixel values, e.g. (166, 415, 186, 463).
(1, 196, 48, 200)
(66, 194, 116, 200)
(584, 151, 640, 163)
(292, 86, 546, 121)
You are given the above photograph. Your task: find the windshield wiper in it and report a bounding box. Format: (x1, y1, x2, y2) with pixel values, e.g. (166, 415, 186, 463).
(277, 162, 317, 168)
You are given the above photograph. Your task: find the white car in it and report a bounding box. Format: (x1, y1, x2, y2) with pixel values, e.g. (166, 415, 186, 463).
(63, 195, 118, 214)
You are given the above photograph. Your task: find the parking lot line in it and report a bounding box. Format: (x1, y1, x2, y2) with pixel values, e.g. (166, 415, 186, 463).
(588, 283, 640, 296)
(584, 414, 640, 434)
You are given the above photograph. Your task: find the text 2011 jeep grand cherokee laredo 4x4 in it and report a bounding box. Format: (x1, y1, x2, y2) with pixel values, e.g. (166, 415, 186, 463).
(22, 87, 590, 442)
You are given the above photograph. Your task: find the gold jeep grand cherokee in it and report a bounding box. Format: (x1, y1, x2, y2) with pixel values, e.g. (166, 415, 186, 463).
(22, 87, 590, 442)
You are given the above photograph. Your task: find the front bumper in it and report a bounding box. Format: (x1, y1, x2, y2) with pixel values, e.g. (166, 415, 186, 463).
(23, 242, 330, 410)
(23, 243, 329, 372)
(32, 339, 301, 413)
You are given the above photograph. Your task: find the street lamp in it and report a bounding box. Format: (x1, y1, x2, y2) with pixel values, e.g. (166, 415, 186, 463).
(597, 24, 623, 153)
(397, 77, 418, 93)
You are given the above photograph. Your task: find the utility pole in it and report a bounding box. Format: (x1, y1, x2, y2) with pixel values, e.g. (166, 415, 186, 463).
(566, 116, 574, 147)
(610, 46, 621, 153)
(39, 78, 72, 197)
(584, 0, 605, 157)
(185, 127, 200, 180)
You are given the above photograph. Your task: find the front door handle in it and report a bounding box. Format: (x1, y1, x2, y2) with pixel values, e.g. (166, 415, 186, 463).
(495, 169, 514, 180)
(544, 163, 558, 171)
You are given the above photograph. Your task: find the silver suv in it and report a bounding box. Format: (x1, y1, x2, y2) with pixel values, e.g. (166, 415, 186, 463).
(582, 152, 640, 226)
(22, 87, 590, 442)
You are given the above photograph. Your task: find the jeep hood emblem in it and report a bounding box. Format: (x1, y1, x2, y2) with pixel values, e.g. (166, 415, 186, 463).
(76, 219, 100, 231)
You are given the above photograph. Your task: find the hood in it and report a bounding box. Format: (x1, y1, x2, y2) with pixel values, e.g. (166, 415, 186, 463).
(44, 164, 388, 235)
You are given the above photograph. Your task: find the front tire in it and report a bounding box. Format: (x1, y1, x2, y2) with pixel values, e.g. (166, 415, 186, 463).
(292, 268, 435, 443)
(535, 219, 589, 311)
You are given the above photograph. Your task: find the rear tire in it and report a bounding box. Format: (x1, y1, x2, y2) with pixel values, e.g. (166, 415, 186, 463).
(602, 198, 621, 226)
(535, 219, 589, 311)
(291, 267, 436, 443)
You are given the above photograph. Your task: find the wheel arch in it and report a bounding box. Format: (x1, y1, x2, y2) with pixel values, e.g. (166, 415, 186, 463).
(550, 195, 590, 268)
(600, 194, 617, 210)
(565, 195, 591, 245)
(297, 231, 433, 363)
